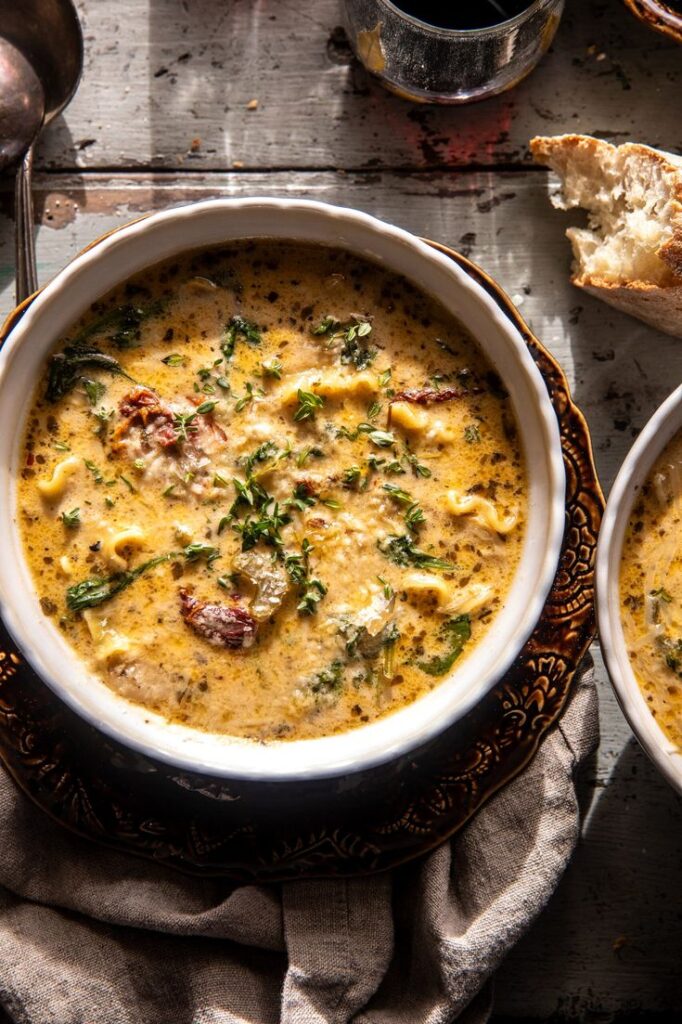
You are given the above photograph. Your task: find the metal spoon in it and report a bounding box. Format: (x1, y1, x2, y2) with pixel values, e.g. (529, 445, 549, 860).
(0, 39, 44, 172)
(0, 0, 83, 304)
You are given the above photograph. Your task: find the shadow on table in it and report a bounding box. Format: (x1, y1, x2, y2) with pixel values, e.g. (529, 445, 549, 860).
(494, 734, 682, 1019)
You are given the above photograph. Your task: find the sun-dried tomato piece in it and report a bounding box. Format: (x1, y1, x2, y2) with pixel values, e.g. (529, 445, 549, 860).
(113, 387, 176, 450)
(120, 386, 161, 416)
(391, 385, 482, 405)
(179, 589, 257, 649)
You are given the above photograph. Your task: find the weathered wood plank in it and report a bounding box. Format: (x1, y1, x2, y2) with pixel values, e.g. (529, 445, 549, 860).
(32, 0, 682, 173)
(1, 171, 681, 1018)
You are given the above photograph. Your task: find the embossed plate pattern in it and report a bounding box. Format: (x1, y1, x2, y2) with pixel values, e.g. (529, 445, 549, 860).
(0, 237, 604, 880)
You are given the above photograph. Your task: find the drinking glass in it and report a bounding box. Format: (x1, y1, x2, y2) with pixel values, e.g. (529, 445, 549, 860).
(343, 0, 565, 104)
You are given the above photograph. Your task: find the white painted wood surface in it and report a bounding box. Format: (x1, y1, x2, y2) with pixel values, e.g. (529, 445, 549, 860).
(1, 0, 681, 1018)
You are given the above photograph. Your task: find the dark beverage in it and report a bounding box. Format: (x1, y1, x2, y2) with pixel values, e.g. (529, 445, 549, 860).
(392, 1, 534, 30)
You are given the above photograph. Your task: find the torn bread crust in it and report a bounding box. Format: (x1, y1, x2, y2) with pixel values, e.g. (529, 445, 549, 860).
(531, 134, 682, 337)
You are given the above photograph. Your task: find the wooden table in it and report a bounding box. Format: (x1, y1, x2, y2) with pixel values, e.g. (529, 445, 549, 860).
(1, 1, 680, 1019)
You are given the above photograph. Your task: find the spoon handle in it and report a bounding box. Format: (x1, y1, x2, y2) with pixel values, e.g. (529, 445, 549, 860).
(15, 145, 38, 305)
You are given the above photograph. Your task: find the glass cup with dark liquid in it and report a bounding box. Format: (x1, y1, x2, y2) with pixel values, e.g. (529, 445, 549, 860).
(343, 0, 566, 103)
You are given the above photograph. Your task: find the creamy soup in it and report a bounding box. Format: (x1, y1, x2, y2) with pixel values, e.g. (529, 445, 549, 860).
(621, 429, 682, 749)
(17, 241, 526, 741)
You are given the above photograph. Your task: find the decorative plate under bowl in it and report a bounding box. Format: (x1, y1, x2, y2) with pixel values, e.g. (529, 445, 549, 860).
(0, 239, 604, 881)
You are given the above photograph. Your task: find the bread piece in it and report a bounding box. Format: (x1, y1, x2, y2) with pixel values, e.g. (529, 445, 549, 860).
(530, 134, 682, 337)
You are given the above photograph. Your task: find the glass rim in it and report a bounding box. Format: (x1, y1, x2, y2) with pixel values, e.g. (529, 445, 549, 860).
(635, 0, 682, 31)
(381, 0, 556, 37)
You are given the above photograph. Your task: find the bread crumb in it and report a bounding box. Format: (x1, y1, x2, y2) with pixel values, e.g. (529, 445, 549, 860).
(246, 98, 259, 111)
(190, 137, 201, 152)
(233, 160, 245, 169)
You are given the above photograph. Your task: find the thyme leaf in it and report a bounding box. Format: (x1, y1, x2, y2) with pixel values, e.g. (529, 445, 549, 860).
(378, 534, 453, 571)
(60, 508, 81, 529)
(221, 315, 262, 360)
(294, 389, 324, 422)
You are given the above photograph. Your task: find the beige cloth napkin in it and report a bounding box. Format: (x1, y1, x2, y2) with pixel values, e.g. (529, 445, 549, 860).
(0, 662, 597, 1024)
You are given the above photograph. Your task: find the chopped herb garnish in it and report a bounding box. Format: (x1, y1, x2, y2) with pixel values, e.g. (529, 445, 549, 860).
(404, 449, 432, 478)
(244, 440, 278, 476)
(343, 465, 362, 488)
(378, 534, 453, 571)
(378, 368, 392, 388)
(222, 315, 262, 360)
(66, 553, 173, 612)
(367, 400, 382, 421)
(196, 400, 218, 414)
(464, 424, 481, 444)
(84, 459, 104, 484)
(118, 474, 135, 493)
(52, 441, 71, 452)
(378, 575, 394, 601)
(133, 458, 145, 472)
(173, 411, 197, 444)
(162, 353, 185, 367)
(367, 428, 396, 449)
(60, 508, 81, 529)
(340, 322, 376, 370)
(651, 587, 672, 603)
(298, 577, 328, 615)
(92, 407, 113, 439)
(294, 389, 324, 422)
(418, 615, 471, 676)
(382, 483, 413, 504)
(312, 316, 339, 336)
(312, 315, 376, 369)
(310, 659, 344, 695)
(659, 635, 682, 676)
(233, 500, 291, 551)
(162, 484, 176, 498)
(213, 472, 229, 488)
(234, 382, 263, 412)
(82, 379, 106, 406)
(284, 538, 327, 615)
(321, 497, 341, 510)
(285, 482, 317, 512)
(404, 502, 425, 531)
(262, 357, 283, 380)
(183, 542, 220, 567)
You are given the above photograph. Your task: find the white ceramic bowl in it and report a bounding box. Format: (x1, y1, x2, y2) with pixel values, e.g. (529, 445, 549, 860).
(597, 385, 682, 795)
(0, 198, 565, 781)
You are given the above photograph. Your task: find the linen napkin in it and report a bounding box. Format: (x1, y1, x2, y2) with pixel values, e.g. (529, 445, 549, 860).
(0, 660, 597, 1024)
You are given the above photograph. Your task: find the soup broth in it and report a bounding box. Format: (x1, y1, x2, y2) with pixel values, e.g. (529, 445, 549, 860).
(621, 428, 682, 748)
(17, 241, 526, 742)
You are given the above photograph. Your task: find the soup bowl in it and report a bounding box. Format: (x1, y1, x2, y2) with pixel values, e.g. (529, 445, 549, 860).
(0, 198, 565, 781)
(597, 384, 682, 795)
